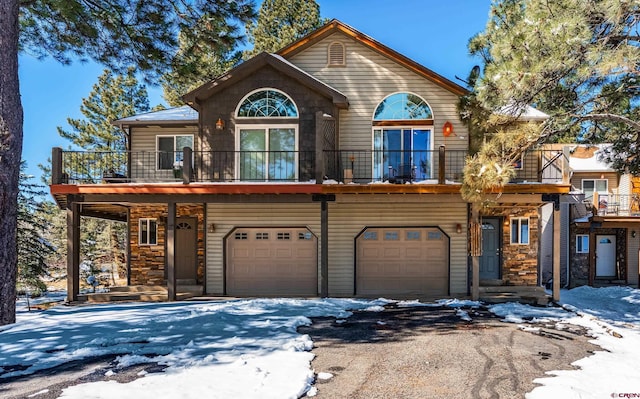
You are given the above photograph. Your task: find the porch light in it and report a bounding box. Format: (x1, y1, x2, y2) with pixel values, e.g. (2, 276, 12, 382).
(633, 230, 637, 238)
(215, 118, 225, 130)
(443, 121, 453, 137)
(208, 223, 216, 233)
(456, 223, 462, 234)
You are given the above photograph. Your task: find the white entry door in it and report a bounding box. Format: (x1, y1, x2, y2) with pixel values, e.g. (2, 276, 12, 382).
(595, 235, 616, 277)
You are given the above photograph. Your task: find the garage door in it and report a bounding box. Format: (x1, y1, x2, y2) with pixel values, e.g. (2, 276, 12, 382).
(226, 227, 318, 296)
(356, 227, 449, 297)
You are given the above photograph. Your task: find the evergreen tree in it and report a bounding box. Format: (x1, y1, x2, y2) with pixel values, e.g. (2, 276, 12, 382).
(162, 18, 244, 106)
(59, 68, 149, 152)
(1, 0, 255, 325)
(460, 0, 640, 202)
(16, 163, 55, 295)
(244, 0, 326, 58)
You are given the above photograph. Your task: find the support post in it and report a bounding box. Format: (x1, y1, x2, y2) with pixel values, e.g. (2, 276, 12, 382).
(52, 147, 63, 185)
(321, 199, 329, 297)
(315, 111, 325, 184)
(553, 206, 561, 302)
(182, 147, 192, 184)
(167, 202, 177, 301)
(66, 201, 80, 302)
(561, 146, 571, 185)
(438, 145, 446, 184)
(470, 206, 480, 301)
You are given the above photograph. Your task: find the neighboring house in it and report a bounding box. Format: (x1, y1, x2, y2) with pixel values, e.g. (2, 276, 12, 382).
(559, 145, 640, 288)
(50, 20, 571, 303)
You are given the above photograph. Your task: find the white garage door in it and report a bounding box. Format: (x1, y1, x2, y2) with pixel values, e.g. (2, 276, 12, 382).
(226, 227, 318, 296)
(356, 227, 449, 297)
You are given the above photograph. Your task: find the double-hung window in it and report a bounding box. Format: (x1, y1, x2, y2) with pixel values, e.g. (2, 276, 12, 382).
(139, 219, 157, 245)
(236, 89, 299, 181)
(157, 135, 193, 170)
(510, 217, 529, 245)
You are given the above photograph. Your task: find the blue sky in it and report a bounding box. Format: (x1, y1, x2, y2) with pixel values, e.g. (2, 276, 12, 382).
(19, 0, 491, 184)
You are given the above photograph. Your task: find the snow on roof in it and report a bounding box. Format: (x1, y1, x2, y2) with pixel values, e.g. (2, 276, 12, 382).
(114, 105, 198, 125)
(569, 144, 615, 173)
(496, 103, 549, 121)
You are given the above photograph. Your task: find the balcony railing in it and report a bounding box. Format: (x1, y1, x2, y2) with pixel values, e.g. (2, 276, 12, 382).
(593, 193, 640, 217)
(51, 147, 570, 186)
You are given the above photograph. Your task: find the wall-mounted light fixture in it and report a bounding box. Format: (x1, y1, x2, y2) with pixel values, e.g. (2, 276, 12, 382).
(215, 118, 225, 130)
(632, 230, 637, 238)
(443, 121, 454, 137)
(456, 223, 462, 234)
(208, 223, 216, 233)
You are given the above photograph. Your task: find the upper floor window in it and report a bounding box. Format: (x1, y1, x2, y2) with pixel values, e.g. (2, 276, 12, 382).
(157, 135, 193, 170)
(373, 92, 433, 121)
(236, 89, 298, 118)
(582, 179, 608, 200)
(327, 42, 346, 66)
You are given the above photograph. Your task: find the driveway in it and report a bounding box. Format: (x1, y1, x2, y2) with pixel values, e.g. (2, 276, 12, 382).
(299, 304, 598, 399)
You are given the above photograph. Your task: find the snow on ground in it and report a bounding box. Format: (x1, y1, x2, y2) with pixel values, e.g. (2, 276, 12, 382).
(489, 286, 640, 399)
(3, 287, 640, 398)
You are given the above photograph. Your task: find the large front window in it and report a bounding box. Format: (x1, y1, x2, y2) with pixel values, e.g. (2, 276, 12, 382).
(157, 135, 193, 170)
(239, 127, 297, 180)
(236, 89, 299, 181)
(372, 92, 434, 181)
(582, 179, 608, 200)
(373, 128, 432, 180)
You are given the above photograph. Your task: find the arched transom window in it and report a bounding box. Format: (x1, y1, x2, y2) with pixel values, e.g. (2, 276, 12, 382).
(372, 93, 434, 182)
(373, 92, 433, 121)
(235, 89, 299, 181)
(237, 89, 298, 118)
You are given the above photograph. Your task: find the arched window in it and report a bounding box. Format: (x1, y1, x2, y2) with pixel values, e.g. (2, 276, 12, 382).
(373, 92, 433, 121)
(372, 93, 433, 182)
(236, 89, 298, 118)
(235, 89, 299, 181)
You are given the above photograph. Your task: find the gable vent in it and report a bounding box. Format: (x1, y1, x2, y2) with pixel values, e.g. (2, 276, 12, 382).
(328, 42, 345, 66)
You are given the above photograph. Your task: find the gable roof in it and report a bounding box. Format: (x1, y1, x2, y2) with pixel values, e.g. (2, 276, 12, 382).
(113, 105, 198, 127)
(277, 19, 468, 96)
(182, 52, 349, 110)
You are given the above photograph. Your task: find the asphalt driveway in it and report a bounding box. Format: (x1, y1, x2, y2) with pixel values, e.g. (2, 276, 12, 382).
(299, 305, 598, 399)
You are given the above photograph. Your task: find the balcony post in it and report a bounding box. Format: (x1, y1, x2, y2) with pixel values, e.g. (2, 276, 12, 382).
(167, 202, 177, 301)
(66, 200, 80, 302)
(52, 147, 63, 184)
(438, 145, 446, 184)
(561, 146, 571, 184)
(182, 147, 192, 184)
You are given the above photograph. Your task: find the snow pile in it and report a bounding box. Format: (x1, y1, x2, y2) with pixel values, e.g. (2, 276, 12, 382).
(2, 298, 386, 399)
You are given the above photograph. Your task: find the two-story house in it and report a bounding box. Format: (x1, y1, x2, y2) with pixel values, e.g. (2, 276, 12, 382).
(50, 20, 570, 303)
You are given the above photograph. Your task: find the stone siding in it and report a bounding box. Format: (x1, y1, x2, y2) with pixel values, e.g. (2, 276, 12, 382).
(569, 226, 626, 287)
(130, 205, 205, 286)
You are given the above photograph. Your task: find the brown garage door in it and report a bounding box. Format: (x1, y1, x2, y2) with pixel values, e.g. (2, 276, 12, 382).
(226, 227, 318, 296)
(356, 227, 449, 297)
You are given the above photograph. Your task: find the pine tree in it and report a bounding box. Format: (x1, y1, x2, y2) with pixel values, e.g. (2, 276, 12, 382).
(460, 0, 640, 202)
(59, 68, 149, 152)
(162, 19, 244, 106)
(244, 0, 326, 58)
(1, 0, 255, 325)
(16, 163, 55, 296)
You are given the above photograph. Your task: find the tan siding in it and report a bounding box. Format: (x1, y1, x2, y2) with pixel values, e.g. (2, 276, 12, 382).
(206, 203, 321, 294)
(571, 172, 619, 193)
(288, 33, 468, 153)
(619, 173, 631, 196)
(129, 126, 199, 181)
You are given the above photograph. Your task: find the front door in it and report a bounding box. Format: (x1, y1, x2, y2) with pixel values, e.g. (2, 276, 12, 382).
(176, 217, 197, 281)
(596, 234, 616, 277)
(480, 218, 501, 280)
